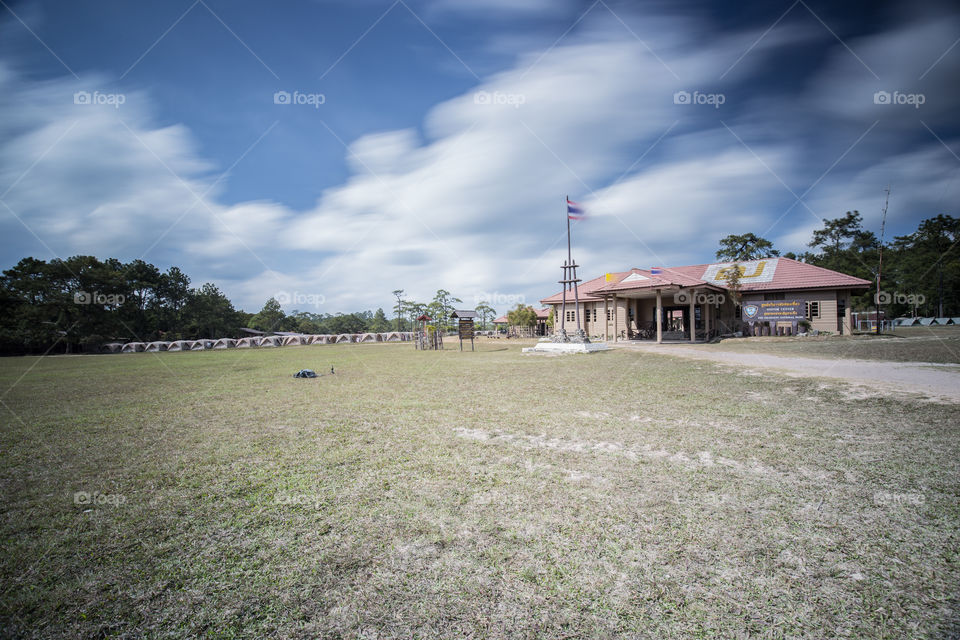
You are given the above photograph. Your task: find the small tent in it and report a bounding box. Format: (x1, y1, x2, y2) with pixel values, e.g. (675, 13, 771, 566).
(121, 342, 146, 353)
(101, 342, 123, 353)
(259, 336, 282, 347)
(918, 317, 935, 326)
(235, 337, 259, 348)
(357, 333, 378, 343)
(933, 318, 953, 325)
(145, 341, 169, 352)
(167, 340, 193, 351)
(191, 340, 212, 350)
(212, 338, 236, 349)
(282, 335, 308, 346)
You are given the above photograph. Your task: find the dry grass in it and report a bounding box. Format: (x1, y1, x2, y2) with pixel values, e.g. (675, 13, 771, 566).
(0, 342, 958, 638)
(702, 326, 960, 364)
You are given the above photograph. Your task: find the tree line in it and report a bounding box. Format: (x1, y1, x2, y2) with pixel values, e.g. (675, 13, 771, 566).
(0, 256, 399, 355)
(716, 213, 958, 317)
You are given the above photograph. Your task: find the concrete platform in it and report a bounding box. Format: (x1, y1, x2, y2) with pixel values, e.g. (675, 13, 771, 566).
(522, 342, 610, 354)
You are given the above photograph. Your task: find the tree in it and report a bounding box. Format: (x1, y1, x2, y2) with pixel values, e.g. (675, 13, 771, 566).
(369, 308, 391, 332)
(506, 304, 537, 328)
(392, 289, 405, 331)
(475, 302, 495, 330)
(250, 297, 286, 332)
(716, 233, 780, 261)
(431, 289, 461, 332)
(181, 283, 241, 339)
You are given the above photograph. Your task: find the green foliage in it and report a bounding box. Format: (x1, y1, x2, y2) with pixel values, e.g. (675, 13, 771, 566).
(716, 233, 780, 261)
(506, 304, 537, 327)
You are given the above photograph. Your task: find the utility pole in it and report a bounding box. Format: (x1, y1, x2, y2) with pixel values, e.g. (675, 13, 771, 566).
(875, 187, 889, 335)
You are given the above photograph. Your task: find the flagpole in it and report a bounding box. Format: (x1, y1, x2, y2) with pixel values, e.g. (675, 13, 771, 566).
(567, 196, 581, 333)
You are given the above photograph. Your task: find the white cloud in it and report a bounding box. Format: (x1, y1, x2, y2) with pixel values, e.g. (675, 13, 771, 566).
(1, 8, 957, 315)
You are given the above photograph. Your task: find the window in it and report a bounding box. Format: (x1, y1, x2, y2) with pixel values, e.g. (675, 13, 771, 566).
(591, 309, 597, 322)
(606, 309, 612, 321)
(805, 301, 820, 319)
(565, 310, 575, 322)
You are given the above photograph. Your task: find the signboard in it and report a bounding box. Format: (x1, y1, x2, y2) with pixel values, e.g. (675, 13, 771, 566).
(702, 258, 779, 286)
(742, 300, 805, 322)
(458, 318, 474, 339)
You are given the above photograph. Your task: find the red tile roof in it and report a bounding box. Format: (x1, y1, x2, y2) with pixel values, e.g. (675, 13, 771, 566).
(540, 258, 870, 304)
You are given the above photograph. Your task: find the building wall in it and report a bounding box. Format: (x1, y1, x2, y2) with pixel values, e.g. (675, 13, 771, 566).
(740, 289, 847, 334)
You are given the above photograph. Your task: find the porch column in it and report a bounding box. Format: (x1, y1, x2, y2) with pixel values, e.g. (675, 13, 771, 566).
(689, 289, 696, 343)
(603, 296, 609, 341)
(613, 294, 618, 342)
(705, 299, 711, 338)
(655, 289, 662, 344)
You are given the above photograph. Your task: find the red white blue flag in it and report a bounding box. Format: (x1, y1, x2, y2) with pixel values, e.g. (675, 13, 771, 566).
(566, 197, 585, 220)
(650, 267, 662, 275)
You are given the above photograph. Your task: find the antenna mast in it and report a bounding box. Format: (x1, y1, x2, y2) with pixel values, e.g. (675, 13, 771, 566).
(875, 186, 890, 335)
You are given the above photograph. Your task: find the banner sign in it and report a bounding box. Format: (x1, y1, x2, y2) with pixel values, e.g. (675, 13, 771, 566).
(702, 258, 778, 285)
(742, 300, 805, 322)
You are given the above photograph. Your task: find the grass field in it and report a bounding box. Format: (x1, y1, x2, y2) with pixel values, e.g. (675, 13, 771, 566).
(1, 341, 958, 638)
(699, 326, 960, 364)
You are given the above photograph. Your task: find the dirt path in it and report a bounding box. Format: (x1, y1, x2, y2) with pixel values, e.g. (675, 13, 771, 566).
(615, 342, 960, 403)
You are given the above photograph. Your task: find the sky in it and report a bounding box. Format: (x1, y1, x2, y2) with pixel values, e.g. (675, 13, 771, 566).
(0, 0, 958, 315)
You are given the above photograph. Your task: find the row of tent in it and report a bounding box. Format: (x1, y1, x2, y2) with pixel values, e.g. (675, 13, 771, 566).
(101, 332, 416, 354)
(893, 317, 960, 327)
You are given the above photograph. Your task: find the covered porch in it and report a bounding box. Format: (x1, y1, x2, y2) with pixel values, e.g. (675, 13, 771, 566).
(599, 285, 728, 344)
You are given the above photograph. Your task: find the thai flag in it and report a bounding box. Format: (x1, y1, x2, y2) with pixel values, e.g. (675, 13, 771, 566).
(651, 267, 662, 275)
(567, 197, 585, 220)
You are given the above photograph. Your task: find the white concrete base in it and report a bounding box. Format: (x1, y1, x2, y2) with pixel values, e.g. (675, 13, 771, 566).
(523, 342, 610, 354)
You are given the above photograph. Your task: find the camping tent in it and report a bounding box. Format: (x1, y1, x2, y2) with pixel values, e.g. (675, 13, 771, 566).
(382, 332, 401, 342)
(145, 341, 169, 352)
(101, 342, 123, 353)
(309, 335, 331, 344)
(121, 342, 146, 353)
(259, 336, 282, 347)
(167, 340, 194, 351)
(357, 333, 378, 343)
(933, 318, 953, 325)
(918, 317, 935, 326)
(191, 340, 212, 350)
(282, 335, 308, 346)
(894, 317, 918, 327)
(235, 337, 259, 348)
(334, 334, 353, 343)
(212, 338, 236, 349)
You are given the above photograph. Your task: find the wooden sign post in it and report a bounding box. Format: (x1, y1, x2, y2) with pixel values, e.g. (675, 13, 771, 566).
(450, 310, 477, 352)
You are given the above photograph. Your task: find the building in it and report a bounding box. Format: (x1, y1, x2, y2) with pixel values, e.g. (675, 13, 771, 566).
(540, 257, 871, 342)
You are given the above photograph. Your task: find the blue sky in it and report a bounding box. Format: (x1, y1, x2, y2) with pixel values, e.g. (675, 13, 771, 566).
(1, 0, 958, 314)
